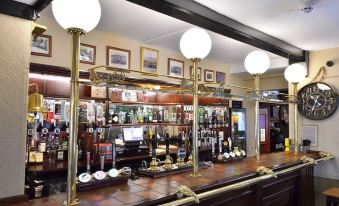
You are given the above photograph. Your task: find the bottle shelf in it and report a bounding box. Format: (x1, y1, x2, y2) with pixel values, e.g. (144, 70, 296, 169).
(101, 122, 191, 127)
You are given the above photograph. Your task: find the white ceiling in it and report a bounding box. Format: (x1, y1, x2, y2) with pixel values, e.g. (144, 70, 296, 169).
(13, 0, 38, 5)
(37, 0, 339, 74)
(195, 0, 339, 51)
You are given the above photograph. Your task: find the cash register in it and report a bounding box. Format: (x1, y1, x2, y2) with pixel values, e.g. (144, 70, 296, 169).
(116, 127, 149, 157)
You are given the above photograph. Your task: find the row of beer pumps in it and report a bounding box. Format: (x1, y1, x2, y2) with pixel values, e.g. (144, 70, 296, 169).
(145, 126, 246, 172)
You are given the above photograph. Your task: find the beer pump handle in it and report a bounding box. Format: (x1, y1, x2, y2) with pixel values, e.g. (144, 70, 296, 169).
(152, 134, 157, 157)
(100, 153, 105, 171)
(189, 131, 193, 153)
(86, 152, 91, 173)
(165, 133, 170, 156)
(112, 142, 116, 169)
(178, 133, 182, 148)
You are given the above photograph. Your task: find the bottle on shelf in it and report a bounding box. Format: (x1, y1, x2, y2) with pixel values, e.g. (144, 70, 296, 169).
(111, 109, 118, 124)
(147, 108, 153, 123)
(152, 107, 158, 123)
(125, 110, 131, 124)
(137, 107, 143, 123)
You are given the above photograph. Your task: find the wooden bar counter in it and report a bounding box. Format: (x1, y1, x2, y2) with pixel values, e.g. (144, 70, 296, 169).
(22, 152, 321, 206)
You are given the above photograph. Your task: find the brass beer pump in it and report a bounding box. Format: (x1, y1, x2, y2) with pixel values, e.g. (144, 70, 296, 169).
(149, 133, 159, 171)
(163, 133, 173, 170)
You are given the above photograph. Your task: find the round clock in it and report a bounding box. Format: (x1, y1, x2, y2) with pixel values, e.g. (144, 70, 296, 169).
(297, 82, 338, 120)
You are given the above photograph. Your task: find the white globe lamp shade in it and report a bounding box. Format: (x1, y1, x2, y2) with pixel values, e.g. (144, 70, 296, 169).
(52, 0, 101, 32)
(284, 63, 307, 83)
(180, 28, 212, 60)
(244, 51, 270, 75)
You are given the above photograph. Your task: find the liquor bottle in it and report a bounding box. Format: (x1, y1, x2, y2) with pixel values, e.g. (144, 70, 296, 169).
(143, 108, 147, 123)
(163, 107, 169, 122)
(137, 108, 143, 123)
(203, 108, 208, 125)
(125, 110, 131, 124)
(130, 110, 135, 124)
(158, 107, 163, 122)
(184, 106, 189, 124)
(152, 108, 158, 123)
(78, 139, 83, 160)
(199, 107, 204, 124)
(148, 108, 153, 123)
(112, 109, 118, 124)
(118, 109, 125, 124)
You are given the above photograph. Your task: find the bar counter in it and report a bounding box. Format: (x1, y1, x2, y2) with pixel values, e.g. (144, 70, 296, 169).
(23, 151, 320, 206)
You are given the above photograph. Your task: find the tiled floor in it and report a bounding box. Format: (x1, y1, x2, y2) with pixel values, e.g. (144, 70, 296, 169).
(11, 152, 318, 206)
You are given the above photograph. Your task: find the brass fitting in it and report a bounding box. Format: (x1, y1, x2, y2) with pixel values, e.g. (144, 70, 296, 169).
(257, 166, 277, 178)
(164, 155, 173, 170)
(149, 157, 159, 171)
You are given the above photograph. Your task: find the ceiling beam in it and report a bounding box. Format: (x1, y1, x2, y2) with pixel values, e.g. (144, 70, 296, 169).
(34, 0, 53, 13)
(126, 0, 307, 62)
(0, 0, 52, 21)
(0, 0, 36, 20)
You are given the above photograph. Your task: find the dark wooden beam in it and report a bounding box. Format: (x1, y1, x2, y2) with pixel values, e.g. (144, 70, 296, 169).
(126, 0, 307, 61)
(0, 0, 36, 20)
(33, 0, 53, 13)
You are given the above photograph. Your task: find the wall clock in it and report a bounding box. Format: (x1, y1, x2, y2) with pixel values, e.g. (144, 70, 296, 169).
(297, 82, 338, 120)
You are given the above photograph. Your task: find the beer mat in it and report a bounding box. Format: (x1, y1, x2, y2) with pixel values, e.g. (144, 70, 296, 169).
(138, 162, 209, 178)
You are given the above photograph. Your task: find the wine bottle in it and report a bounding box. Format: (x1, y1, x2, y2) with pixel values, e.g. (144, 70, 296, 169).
(112, 109, 118, 124)
(125, 110, 131, 124)
(152, 108, 158, 123)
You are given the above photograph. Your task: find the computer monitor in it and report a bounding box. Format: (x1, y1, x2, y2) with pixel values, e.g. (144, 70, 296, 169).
(122, 127, 143, 142)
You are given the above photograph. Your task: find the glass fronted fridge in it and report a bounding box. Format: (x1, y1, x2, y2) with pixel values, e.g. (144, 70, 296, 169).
(230, 108, 247, 157)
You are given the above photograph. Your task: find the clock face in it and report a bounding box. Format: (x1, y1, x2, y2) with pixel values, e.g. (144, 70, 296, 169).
(298, 82, 338, 120)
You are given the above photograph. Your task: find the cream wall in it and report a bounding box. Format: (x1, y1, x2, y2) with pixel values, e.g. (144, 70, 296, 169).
(289, 48, 339, 180)
(0, 14, 31, 198)
(32, 17, 231, 85)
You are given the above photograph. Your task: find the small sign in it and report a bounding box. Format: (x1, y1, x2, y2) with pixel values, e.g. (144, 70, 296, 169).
(260, 129, 266, 142)
(177, 148, 186, 159)
(232, 101, 242, 108)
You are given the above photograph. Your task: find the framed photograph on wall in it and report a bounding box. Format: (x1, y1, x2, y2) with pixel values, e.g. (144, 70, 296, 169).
(31, 34, 52, 57)
(189, 66, 202, 81)
(80, 43, 96, 65)
(168, 58, 184, 77)
(216, 71, 226, 83)
(141, 47, 159, 74)
(106, 46, 131, 70)
(204, 69, 215, 82)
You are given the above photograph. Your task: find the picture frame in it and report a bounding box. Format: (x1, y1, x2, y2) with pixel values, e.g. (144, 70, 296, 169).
(106, 46, 131, 70)
(301, 125, 318, 147)
(31, 34, 52, 57)
(168, 58, 184, 78)
(204, 69, 215, 82)
(141, 47, 159, 74)
(80, 43, 96, 65)
(216, 71, 226, 83)
(189, 66, 202, 81)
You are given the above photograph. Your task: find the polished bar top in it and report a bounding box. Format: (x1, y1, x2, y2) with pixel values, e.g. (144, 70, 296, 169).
(19, 152, 318, 206)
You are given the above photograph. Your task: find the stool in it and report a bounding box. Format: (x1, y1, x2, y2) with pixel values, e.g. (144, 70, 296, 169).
(323, 188, 339, 206)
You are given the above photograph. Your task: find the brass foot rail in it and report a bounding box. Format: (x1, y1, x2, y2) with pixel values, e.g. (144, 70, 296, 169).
(159, 152, 334, 206)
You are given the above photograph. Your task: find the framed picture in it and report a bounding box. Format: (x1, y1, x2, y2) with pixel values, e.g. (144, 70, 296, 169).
(168, 58, 184, 77)
(216, 71, 226, 83)
(141, 47, 159, 74)
(31, 35, 52, 57)
(106, 46, 131, 70)
(204, 69, 215, 82)
(189, 66, 202, 81)
(80, 43, 96, 65)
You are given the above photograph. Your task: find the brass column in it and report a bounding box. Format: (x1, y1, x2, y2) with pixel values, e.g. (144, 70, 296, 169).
(191, 58, 201, 177)
(64, 28, 85, 206)
(292, 83, 299, 154)
(254, 74, 260, 162)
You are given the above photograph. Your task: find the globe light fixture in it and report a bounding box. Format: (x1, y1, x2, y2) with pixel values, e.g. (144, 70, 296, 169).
(52, 0, 101, 205)
(180, 28, 212, 177)
(244, 51, 270, 75)
(52, 0, 101, 33)
(180, 28, 212, 60)
(284, 62, 307, 84)
(284, 62, 307, 154)
(244, 50, 270, 162)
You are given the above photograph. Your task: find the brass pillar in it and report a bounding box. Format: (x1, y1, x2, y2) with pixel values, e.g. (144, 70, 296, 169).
(293, 83, 299, 154)
(191, 58, 201, 177)
(64, 28, 85, 206)
(254, 74, 260, 162)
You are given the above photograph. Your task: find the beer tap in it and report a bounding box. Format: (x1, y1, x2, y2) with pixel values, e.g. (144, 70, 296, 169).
(187, 130, 193, 165)
(149, 134, 159, 171)
(163, 132, 173, 170)
(176, 131, 186, 167)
